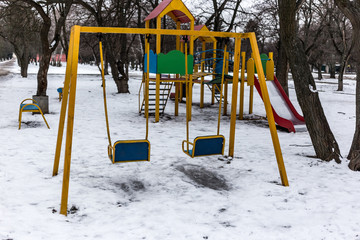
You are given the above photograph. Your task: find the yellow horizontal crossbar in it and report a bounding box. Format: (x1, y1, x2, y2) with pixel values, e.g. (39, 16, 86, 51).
(79, 26, 249, 39)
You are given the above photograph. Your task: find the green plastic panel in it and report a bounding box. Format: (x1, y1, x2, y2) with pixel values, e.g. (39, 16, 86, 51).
(157, 50, 193, 75)
(255, 53, 269, 75)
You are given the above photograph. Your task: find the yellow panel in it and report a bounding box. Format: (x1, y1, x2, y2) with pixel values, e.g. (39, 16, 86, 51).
(247, 58, 254, 86)
(266, 59, 274, 80)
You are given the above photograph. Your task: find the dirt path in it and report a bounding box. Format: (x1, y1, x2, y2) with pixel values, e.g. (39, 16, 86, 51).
(0, 58, 16, 76)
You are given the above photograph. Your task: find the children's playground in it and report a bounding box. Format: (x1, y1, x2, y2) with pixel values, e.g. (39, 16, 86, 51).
(1, 0, 360, 239)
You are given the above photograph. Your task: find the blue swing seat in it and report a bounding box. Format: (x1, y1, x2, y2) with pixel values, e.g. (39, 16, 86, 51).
(182, 135, 225, 158)
(108, 140, 150, 163)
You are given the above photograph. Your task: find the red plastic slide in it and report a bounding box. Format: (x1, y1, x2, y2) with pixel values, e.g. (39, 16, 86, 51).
(254, 76, 305, 133)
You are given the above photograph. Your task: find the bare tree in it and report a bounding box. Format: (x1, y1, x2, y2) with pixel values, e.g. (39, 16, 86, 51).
(252, 0, 291, 95)
(197, 0, 243, 48)
(278, 0, 341, 163)
(325, 2, 352, 91)
(11, 0, 73, 96)
(0, 38, 13, 60)
(334, 0, 360, 170)
(76, 0, 140, 93)
(0, 1, 40, 77)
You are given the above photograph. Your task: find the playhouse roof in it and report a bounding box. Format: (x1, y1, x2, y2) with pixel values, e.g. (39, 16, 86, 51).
(180, 25, 217, 43)
(144, 0, 194, 23)
(195, 25, 217, 43)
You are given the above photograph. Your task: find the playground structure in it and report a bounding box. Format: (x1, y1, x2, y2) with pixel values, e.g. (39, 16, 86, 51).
(18, 98, 50, 130)
(237, 53, 305, 133)
(138, 15, 304, 133)
(52, 0, 289, 216)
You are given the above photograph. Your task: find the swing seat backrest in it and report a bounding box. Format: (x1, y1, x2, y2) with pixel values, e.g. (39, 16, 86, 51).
(183, 135, 225, 158)
(111, 140, 150, 163)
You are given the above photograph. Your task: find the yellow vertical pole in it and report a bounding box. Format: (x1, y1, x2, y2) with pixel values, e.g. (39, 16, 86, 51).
(188, 22, 194, 121)
(211, 41, 216, 105)
(60, 25, 81, 215)
(249, 53, 254, 114)
(238, 52, 246, 120)
(145, 35, 150, 139)
(225, 51, 229, 74)
(176, 21, 180, 50)
(175, 21, 181, 116)
(217, 44, 227, 136)
(249, 33, 289, 186)
(228, 38, 241, 157)
(185, 41, 189, 151)
(223, 50, 229, 116)
(155, 17, 161, 122)
(175, 82, 179, 116)
(200, 41, 206, 108)
(53, 26, 75, 176)
(249, 86, 254, 114)
(223, 79, 228, 116)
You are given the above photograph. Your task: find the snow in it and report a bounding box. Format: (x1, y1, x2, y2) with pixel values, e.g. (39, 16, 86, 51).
(1, 59, 359, 240)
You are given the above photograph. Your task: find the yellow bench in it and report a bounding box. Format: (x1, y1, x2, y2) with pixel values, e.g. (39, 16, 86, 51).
(18, 98, 50, 130)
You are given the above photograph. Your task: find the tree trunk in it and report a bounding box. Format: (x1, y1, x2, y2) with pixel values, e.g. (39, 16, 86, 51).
(104, 40, 128, 93)
(37, 49, 51, 96)
(19, 49, 29, 78)
(104, 56, 109, 75)
(279, 0, 341, 163)
(276, 40, 289, 96)
(13, 44, 29, 78)
(329, 62, 336, 78)
(20, 57, 29, 78)
(348, 63, 360, 169)
(116, 60, 129, 93)
(333, 0, 360, 170)
(317, 63, 323, 80)
(337, 53, 350, 91)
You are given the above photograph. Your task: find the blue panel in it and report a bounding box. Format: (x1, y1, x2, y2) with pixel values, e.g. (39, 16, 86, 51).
(215, 60, 224, 74)
(57, 88, 63, 93)
(193, 136, 224, 157)
(20, 104, 40, 111)
(144, 50, 157, 73)
(114, 140, 150, 162)
(184, 149, 193, 156)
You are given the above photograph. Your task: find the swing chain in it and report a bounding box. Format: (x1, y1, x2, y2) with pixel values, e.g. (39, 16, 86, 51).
(224, 37, 230, 46)
(97, 33, 103, 41)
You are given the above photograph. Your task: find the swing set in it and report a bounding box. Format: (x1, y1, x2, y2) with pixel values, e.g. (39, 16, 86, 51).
(52, 0, 289, 217)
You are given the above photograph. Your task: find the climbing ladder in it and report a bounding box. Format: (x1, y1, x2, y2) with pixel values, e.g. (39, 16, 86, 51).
(206, 83, 222, 103)
(139, 78, 173, 115)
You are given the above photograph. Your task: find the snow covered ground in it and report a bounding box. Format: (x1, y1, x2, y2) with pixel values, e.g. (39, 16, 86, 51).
(0, 60, 359, 240)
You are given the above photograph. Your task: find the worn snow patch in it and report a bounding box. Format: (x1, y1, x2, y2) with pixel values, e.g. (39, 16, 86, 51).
(176, 164, 230, 190)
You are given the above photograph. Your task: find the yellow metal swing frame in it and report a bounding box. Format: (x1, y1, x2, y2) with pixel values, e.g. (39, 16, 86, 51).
(52, 25, 289, 216)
